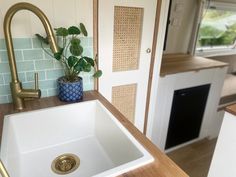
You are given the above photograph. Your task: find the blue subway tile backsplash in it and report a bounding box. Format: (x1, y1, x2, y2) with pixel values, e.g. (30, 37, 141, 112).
(0, 37, 94, 104)
(35, 60, 54, 70)
(0, 96, 8, 103)
(0, 39, 6, 50)
(4, 72, 26, 84)
(26, 71, 46, 81)
(0, 74, 4, 85)
(23, 49, 43, 60)
(13, 38, 32, 49)
(0, 85, 11, 95)
(0, 63, 10, 73)
(0, 50, 23, 62)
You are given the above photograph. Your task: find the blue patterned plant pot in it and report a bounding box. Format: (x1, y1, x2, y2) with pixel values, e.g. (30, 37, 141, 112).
(57, 76, 83, 102)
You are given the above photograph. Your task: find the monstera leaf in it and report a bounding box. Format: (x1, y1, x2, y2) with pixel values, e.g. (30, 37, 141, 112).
(70, 45, 83, 56)
(82, 57, 94, 67)
(93, 70, 102, 78)
(35, 22, 102, 82)
(68, 56, 78, 67)
(80, 23, 88, 36)
(68, 26, 81, 35)
(54, 47, 64, 60)
(71, 38, 81, 46)
(55, 27, 69, 37)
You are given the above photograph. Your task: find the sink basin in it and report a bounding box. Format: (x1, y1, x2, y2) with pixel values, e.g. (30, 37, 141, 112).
(0, 100, 154, 177)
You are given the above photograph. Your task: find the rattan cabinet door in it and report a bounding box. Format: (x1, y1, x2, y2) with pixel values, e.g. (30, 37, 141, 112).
(99, 0, 157, 132)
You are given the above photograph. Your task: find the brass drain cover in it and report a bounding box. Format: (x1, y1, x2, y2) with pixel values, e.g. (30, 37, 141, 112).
(51, 153, 80, 175)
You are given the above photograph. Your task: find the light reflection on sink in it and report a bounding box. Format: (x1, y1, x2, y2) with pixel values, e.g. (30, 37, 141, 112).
(0, 100, 154, 177)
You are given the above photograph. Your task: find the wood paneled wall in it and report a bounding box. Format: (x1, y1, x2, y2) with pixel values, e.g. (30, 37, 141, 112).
(0, 0, 93, 38)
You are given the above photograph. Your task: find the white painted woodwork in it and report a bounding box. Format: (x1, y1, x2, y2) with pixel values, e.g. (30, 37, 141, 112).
(0, 0, 93, 37)
(146, 0, 170, 137)
(208, 112, 236, 177)
(146, 67, 228, 151)
(98, 0, 157, 132)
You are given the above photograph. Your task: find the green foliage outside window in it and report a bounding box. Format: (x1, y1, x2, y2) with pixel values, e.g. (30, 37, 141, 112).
(197, 9, 236, 48)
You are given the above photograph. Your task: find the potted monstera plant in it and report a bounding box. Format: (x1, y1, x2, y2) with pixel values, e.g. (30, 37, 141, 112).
(36, 23, 102, 102)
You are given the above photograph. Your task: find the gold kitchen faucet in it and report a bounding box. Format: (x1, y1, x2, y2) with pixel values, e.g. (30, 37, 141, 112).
(3, 2, 59, 110)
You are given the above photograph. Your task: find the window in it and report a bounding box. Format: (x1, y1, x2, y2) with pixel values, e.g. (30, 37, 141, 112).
(196, 2, 236, 56)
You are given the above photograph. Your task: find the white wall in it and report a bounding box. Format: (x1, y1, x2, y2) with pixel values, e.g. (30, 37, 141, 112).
(0, 0, 93, 38)
(208, 111, 236, 177)
(164, 0, 197, 54)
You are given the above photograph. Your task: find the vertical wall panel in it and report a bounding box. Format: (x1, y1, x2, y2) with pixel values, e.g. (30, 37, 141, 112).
(28, 0, 55, 36)
(112, 84, 137, 123)
(0, 0, 93, 38)
(10, 11, 32, 37)
(0, 0, 32, 37)
(53, 0, 77, 27)
(75, 0, 93, 37)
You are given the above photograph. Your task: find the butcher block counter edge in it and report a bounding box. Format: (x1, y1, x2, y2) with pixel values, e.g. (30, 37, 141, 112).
(226, 104, 236, 116)
(160, 54, 228, 77)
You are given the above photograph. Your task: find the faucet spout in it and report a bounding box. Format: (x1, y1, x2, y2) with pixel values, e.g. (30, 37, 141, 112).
(0, 160, 10, 177)
(3, 2, 59, 110)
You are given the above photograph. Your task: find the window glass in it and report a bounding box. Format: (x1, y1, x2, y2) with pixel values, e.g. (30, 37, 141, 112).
(197, 8, 236, 51)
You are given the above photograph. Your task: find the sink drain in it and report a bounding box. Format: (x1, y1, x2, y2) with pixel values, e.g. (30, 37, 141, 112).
(51, 153, 80, 175)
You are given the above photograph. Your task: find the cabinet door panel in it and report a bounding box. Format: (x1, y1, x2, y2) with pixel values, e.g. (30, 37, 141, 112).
(99, 0, 156, 132)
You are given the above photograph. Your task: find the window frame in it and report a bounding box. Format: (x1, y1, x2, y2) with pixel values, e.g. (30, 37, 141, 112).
(195, 1, 236, 57)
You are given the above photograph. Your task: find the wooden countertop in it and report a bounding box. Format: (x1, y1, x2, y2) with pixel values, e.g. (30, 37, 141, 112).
(160, 54, 228, 77)
(0, 91, 188, 177)
(226, 104, 236, 116)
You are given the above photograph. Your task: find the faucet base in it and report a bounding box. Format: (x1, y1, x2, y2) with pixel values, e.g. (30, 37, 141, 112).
(10, 82, 41, 110)
(10, 82, 25, 110)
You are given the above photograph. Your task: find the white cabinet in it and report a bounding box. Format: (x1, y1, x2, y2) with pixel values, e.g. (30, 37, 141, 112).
(208, 111, 236, 177)
(146, 67, 228, 151)
(98, 0, 157, 132)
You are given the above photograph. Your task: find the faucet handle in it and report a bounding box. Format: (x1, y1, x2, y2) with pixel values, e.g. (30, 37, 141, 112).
(34, 72, 39, 90)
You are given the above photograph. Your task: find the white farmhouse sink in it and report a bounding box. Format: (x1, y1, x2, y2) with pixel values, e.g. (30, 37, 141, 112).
(0, 100, 154, 177)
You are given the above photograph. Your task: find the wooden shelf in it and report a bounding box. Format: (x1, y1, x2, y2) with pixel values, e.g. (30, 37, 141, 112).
(160, 54, 228, 77)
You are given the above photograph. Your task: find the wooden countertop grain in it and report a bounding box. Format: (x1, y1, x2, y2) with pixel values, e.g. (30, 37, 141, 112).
(226, 104, 236, 116)
(160, 54, 228, 77)
(0, 91, 188, 177)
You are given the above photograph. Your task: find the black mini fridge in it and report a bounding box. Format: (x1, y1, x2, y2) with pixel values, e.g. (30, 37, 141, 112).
(165, 84, 210, 150)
